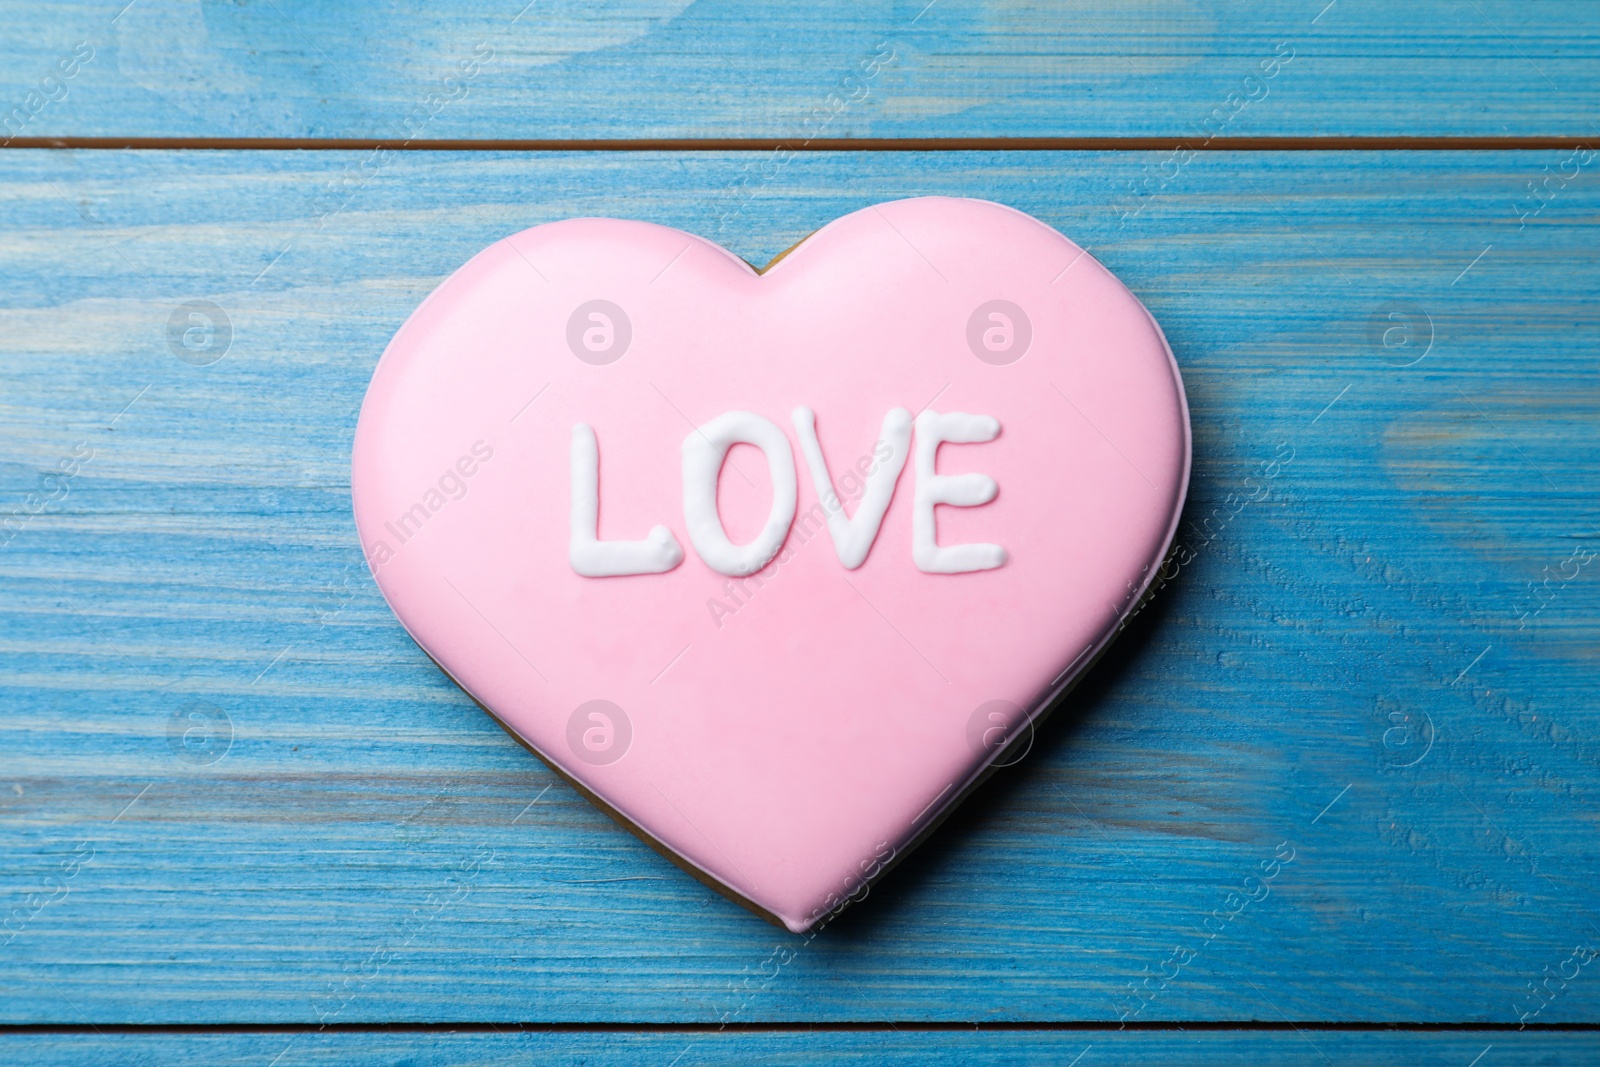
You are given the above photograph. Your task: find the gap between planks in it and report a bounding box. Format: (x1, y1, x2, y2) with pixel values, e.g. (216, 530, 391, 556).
(3, 1023, 1599, 1035)
(0, 136, 1592, 151)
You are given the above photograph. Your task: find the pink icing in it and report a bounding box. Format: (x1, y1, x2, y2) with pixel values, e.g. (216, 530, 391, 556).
(351, 197, 1190, 932)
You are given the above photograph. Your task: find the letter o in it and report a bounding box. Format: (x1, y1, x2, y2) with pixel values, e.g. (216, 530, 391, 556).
(682, 411, 796, 576)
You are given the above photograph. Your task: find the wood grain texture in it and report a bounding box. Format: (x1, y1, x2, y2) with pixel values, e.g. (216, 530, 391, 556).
(0, 1, 1597, 141)
(1, 150, 1597, 1028)
(3, 1029, 1596, 1066)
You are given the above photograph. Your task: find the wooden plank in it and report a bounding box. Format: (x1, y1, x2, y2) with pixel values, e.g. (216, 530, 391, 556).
(1, 149, 1598, 1026)
(0, 1, 1598, 141)
(2, 1029, 1596, 1066)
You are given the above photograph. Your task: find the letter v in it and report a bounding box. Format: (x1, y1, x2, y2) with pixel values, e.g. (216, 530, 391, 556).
(790, 406, 912, 569)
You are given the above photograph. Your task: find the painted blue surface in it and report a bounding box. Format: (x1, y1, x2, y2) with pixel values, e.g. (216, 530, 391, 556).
(1, 1, 1597, 1061)
(0, 1, 1597, 139)
(3, 1029, 1597, 1066)
(2, 151, 1597, 1032)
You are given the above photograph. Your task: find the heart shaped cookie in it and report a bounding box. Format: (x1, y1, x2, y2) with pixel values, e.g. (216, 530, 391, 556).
(352, 197, 1189, 932)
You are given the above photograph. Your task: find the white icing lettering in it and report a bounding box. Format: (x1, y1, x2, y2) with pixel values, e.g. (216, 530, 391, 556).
(790, 405, 912, 569)
(911, 410, 1008, 574)
(568, 423, 684, 577)
(682, 411, 797, 577)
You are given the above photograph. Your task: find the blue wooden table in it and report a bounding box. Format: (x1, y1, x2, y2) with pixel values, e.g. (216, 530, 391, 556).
(3, 2, 1599, 1063)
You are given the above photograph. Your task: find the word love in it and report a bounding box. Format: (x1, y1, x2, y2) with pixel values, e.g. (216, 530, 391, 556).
(570, 407, 1008, 579)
